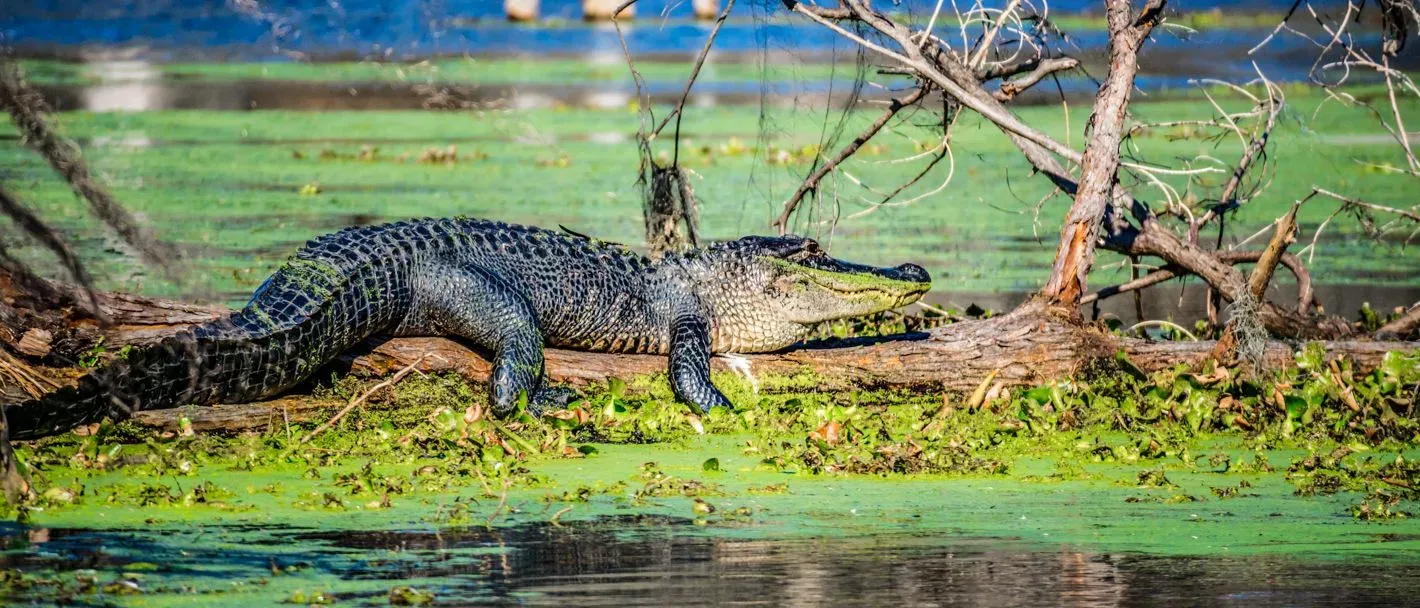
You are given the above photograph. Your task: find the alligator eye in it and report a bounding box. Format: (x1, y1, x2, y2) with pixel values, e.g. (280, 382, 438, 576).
(787, 240, 822, 262)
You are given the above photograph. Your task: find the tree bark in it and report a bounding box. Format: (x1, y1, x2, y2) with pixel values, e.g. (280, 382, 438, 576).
(1378, 305, 1420, 340)
(1042, 0, 1159, 307)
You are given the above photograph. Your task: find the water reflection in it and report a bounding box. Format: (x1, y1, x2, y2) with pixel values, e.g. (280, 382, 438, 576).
(5, 519, 1418, 606)
(39, 76, 812, 113)
(78, 58, 166, 112)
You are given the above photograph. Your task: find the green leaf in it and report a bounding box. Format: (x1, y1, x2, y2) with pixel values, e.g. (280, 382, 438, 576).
(1284, 395, 1308, 422)
(1024, 386, 1052, 405)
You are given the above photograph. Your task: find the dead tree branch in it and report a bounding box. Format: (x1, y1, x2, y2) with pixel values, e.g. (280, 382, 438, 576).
(0, 186, 105, 319)
(1187, 80, 1285, 245)
(995, 57, 1080, 101)
(779, 0, 1351, 338)
(1246, 202, 1301, 301)
(1378, 304, 1420, 339)
(1082, 249, 1317, 314)
(773, 86, 929, 233)
(1041, 0, 1163, 308)
(1211, 201, 1301, 365)
(652, 0, 735, 139)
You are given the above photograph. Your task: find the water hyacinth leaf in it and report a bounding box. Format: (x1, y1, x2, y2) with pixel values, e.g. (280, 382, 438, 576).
(1024, 386, 1053, 405)
(1285, 395, 1309, 423)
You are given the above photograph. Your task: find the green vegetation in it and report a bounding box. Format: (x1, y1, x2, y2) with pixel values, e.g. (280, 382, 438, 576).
(2, 347, 1418, 603)
(1, 86, 1416, 307)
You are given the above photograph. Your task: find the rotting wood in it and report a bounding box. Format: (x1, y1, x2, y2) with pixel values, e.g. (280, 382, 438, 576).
(1378, 304, 1420, 340)
(15, 328, 51, 358)
(15, 289, 1418, 400)
(131, 396, 343, 435)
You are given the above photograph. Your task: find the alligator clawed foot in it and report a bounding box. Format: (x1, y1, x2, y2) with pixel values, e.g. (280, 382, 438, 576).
(526, 385, 581, 416)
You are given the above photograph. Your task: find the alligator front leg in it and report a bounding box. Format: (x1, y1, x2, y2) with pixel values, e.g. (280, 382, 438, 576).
(669, 312, 732, 412)
(416, 265, 566, 415)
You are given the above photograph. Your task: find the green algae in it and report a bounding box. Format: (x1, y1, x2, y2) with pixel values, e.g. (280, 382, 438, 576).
(5, 358, 1420, 606)
(1, 86, 1417, 304)
(6, 349, 1419, 539)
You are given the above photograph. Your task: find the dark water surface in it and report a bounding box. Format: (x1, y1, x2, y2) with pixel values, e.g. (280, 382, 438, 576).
(4, 518, 1419, 606)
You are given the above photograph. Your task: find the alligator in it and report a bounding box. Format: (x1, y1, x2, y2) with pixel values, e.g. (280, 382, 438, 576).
(6, 217, 930, 440)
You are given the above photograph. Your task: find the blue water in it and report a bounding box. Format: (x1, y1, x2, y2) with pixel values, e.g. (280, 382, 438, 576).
(2, 0, 1329, 61)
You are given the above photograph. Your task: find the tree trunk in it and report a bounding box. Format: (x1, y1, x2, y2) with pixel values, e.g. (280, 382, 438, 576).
(1041, 0, 1156, 307)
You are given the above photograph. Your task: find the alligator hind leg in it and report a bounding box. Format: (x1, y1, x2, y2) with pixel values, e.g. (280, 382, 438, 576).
(414, 264, 569, 415)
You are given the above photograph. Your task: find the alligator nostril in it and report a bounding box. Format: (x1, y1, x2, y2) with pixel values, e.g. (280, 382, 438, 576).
(895, 263, 931, 284)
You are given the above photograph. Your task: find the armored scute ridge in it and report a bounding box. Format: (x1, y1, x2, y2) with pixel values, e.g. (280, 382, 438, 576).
(6, 217, 930, 439)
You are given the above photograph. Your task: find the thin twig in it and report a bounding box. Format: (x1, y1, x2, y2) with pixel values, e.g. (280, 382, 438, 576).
(969, 0, 1024, 68)
(1127, 320, 1199, 341)
(0, 186, 105, 319)
(1310, 187, 1420, 222)
(487, 477, 512, 528)
(651, 0, 736, 138)
(774, 86, 928, 232)
(550, 505, 574, 527)
(296, 354, 430, 445)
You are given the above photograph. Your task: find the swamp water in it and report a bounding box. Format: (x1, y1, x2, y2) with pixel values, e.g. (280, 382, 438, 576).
(6, 434, 1420, 607)
(4, 6, 1420, 605)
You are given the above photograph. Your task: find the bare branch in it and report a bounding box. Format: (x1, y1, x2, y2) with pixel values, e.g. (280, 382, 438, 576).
(994, 57, 1079, 101)
(774, 86, 929, 233)
(1041, 0, 1164, 307)
(651, 0, 736, 139)
(1378, 304, 1420, 339)
(1082, 250, 1317, 315)
(0, 186, 105, 320)
(1246, 202, 1301, 300)
(1310, 187, 1420, 223)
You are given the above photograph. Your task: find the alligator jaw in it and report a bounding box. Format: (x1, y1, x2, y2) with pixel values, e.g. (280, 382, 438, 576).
(765, 256, 932, 325)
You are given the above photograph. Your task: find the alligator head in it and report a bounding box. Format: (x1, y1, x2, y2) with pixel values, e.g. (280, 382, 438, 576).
(687, 235, 932, 352)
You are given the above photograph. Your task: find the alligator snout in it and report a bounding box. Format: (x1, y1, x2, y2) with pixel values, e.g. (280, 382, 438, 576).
(888, 263, 931, 285)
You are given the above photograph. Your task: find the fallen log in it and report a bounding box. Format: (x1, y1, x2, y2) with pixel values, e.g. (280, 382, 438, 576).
(131, 395, 342, 435)
(344, 301, 1408, 393)
(2, 275, 1416, 434)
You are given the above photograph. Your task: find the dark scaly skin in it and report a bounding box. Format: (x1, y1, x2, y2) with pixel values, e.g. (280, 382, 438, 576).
(5, 217, 931, 440)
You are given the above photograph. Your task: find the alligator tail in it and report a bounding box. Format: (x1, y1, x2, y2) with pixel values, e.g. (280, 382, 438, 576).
(4, 321, 296, 440)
